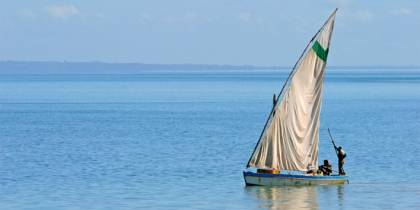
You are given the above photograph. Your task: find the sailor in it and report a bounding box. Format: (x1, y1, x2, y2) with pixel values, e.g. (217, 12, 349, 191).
(318, 159, 332, 176)
(334, 146, 347, 175)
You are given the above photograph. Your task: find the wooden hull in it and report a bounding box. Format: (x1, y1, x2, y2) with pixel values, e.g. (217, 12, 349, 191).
(243, 171, 348, 186)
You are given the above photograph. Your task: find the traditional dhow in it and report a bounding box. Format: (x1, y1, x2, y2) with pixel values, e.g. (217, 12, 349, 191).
(243, 9, 349, 186)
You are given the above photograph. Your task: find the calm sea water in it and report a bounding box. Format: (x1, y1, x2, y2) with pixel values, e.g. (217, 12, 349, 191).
(0, 69, 419, 209)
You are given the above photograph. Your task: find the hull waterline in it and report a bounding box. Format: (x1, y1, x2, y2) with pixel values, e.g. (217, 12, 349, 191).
(243, 171, 348, 186)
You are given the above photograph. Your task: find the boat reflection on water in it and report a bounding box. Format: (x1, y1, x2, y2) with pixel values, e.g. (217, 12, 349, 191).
(245, 185, 346, 210)
(245, 186, 319, 210)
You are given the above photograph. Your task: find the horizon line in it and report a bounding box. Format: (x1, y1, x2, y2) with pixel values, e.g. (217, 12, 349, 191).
(1, 60, 420, 70)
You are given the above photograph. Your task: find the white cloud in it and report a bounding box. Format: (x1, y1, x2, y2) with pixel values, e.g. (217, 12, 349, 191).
(389, 8, 413, 16)
(45, 4, 79, 19)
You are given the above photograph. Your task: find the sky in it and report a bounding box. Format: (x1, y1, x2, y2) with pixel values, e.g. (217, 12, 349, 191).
(0, 0, 419, 66)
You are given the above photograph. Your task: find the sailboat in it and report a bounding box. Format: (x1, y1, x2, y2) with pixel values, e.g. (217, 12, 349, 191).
(243, 9, 349, 186)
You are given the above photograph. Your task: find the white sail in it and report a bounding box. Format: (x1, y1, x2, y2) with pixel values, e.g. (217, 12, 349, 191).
(247, 11, 336, 171)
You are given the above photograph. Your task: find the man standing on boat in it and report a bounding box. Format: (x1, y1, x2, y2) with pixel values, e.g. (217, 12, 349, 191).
(328, 128, 347, 175)
(334, 146, 346, 175)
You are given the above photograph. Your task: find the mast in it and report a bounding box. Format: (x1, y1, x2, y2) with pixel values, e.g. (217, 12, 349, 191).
(246, 9, 337, 169)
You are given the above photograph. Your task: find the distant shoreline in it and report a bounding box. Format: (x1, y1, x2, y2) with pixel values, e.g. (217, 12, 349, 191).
(0, 61, 419, 74)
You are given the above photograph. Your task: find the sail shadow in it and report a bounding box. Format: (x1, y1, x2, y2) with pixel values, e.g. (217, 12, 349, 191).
(244, 186, 319, 210)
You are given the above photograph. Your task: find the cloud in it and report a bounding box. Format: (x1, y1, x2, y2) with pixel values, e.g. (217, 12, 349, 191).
(389, 8, 413, 16)
(45, 4, 79, 19)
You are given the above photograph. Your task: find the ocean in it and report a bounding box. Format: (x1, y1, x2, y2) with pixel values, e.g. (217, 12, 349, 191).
(0, 68, 419, 209)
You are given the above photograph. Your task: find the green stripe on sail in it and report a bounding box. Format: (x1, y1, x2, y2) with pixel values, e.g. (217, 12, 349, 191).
(312, 41, 329, 62)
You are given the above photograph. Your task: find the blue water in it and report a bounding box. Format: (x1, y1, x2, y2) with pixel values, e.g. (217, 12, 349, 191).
(0, 69, 420, 209)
